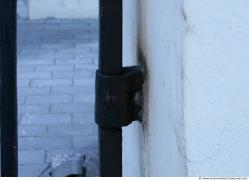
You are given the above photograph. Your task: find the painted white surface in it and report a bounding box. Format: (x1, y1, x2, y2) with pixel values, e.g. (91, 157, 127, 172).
(122, 0, 143, 176)
(183, 0, 249, 176)
(138, 0, 186, 176)
(29, 0, 98, 19)
(123, 122, 143, 176)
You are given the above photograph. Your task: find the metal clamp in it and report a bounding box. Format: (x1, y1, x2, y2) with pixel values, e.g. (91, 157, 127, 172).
(95, 66, 144, 128)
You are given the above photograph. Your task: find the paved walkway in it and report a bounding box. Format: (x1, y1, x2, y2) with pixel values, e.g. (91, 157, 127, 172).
(17, 19, 99, 177)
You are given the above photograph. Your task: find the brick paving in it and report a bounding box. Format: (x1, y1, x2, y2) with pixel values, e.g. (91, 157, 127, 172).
(17, 18, 99, 177)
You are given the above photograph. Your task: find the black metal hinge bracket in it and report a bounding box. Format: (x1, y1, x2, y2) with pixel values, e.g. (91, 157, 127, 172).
(95, 66, 144, 128)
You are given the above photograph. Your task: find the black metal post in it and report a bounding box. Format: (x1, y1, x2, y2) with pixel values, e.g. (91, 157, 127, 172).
(0, 0, 18, 177)
(98, 0, 123, 177)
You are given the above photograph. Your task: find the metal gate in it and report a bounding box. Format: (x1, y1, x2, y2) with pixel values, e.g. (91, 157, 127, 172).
(0, 0, 18, 177)
(0, 0, 143, 177)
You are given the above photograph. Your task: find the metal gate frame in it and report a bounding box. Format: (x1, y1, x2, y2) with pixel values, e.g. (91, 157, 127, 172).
(0, 0, 18, 177)
(98, 0, 123, 177)
(97, 0, 143, 177)
(0, 0, 142, 177)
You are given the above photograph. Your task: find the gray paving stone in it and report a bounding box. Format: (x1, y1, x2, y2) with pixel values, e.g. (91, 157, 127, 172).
(58, 39, 91, 44)
(48, 124, 97, 136)
(19, 164, 48, 177)
(73, 136, 98, 149)
(18, 87, 50, 95)
(17, 40, 25, 45)
(18, 72, 51, 79)
(73, 52, 96, 58)
(21, 49, 55, 54)
(31, 79, 72, 87)
(26, 95, 72, 104)
(18, 104, 50, 113)
(46, 148, 98, 163)
(56, 34, 74, 39)
(18, 96, 26, 104)
(44, 25, 60, 31)
(73, 78, 95, 86)
(35, 31, 58, 36)
(19, 44, 40, 49)
(40, 44, 74, 50)
(19, 51, 39, 56)
(34, 39, 57, 44)
(51, 85, 94, 95)
(18, 54, 38, 60)
(56, 48, 92, 54)
(29, 19, 46, 23)
(57, 19, 75, 23)
(75, 64, 97, 71)
(58, 30, 76, 35)
(45, 19, 62, 23)
(19, 136, 72, 150)
(26, 26, 45, 31)
(75, 43, 98, 48)
(73, 94, 95, 103)
(53, 71, 93, 78)
(38, 54, 74, 59)
(45, 149, 99, 177)
(17, 79, 30, 87)
(19, 125, 47, 137)
(72, 113, 94, 125)
(52, 57, 74, 61)
(20, 36, 42, 41)
(36, 65, 74, 72)
(51, 103, 94, 113)
(93, 58, 98, 65)
(19, 150, 46, 164)
(17, 65, 35, 72)
(21, 114, 71, 125)
(55, 58, 94, 65)
(18, 59, 54, 65)
(74, 29, 90, 34)
(74, 34, 97, 38)
(17, 19, 99, 176)
(74, 37, 94, 42)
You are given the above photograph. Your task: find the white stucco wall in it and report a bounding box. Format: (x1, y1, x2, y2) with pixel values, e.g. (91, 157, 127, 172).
(29, 0, 98, 19)
(138, 0, 186, 176)
(183, 0, 249, 176)
(122, 0, 144, 177)
(123, 0, 249, 176)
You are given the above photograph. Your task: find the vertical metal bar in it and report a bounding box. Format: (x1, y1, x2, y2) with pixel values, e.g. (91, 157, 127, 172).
(0, 0, 18, 177)
(99, 0, 122, 75)
(99, 127, 122, 177)
(98, 0, 123, 177)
